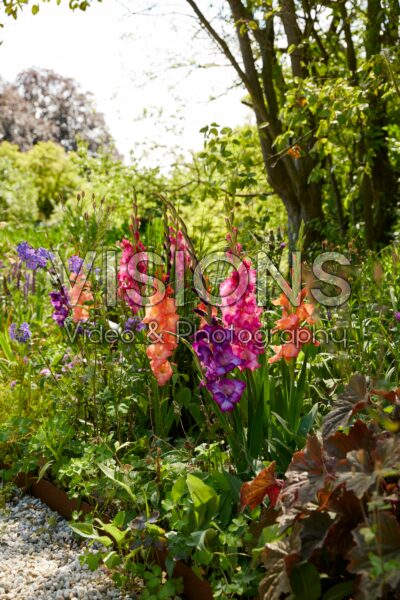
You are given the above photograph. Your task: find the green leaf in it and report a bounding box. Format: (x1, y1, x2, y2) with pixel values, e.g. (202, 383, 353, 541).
(297, 404, 319, 437)
(69, 522, 113, 547)
(95, 521, 127, 546)
(97, 463, 136, 503)
(171, 476, 186, 504)
(186, 474, 220, 527)
(186, 474, 217, 507)
(103, 551, 121, 569)
(322, 581, 354, 600)
(81, 552, 102, 571)
(69, 522, 95, 538)
(290, 562, 321, 600)
(0, 332, 14, 361)
(36, 460, 53, 483)
(31, 4, 40, 15)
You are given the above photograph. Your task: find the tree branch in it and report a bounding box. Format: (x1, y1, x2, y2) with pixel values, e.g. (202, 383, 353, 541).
(184, 0, 249, 89)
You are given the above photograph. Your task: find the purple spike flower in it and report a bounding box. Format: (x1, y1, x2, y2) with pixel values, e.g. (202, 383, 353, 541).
(9, 322, 32, 343)
(394, 311, 400, 323)
(16, 242, 53, 270)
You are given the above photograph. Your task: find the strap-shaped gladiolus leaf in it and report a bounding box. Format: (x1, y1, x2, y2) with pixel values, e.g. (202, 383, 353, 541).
(322, 374, 369, 439)
(240, 461, 283, 511)
(347, 512, 400, 598)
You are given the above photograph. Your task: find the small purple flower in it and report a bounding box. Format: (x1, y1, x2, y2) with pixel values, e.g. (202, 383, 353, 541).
(35, 248, 52, 268)
(16, 242, 53, 270)
(207, 378, 246, 412)
(10, 380, 17, 388)
(49, 287, 70, 327)
(9, 322, 32, 343)
(394, 311, 400, 323)
(280, 242, 286, 249)
(39, 368, 51, 377)
(68, 255, 84, 274)
(17, 242, 34, 261)
(124, 317, 146, 333)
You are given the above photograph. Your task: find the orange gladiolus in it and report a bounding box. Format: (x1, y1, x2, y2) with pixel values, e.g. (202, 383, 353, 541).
(143, 285, 179, 386)
(269, 289, 317, 363)
(196, 301, 218, 327)
(69, 273, 94, 323)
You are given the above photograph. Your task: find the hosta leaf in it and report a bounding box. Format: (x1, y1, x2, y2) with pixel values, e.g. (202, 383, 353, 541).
(322, 374, 369, 439)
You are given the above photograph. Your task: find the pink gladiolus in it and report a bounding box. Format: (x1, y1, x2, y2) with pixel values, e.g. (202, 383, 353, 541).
(118, 230, 147, 314)
(220, 258, 263, 371)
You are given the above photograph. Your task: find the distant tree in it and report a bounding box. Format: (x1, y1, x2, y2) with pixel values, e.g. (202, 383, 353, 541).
(0, 140, 82, 220)
(0, 69, 117, 155)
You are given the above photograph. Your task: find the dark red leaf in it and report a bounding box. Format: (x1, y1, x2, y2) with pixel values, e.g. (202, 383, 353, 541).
(240, 462, 283, 511)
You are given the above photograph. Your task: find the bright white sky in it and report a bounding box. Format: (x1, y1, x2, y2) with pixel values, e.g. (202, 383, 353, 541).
(0, 0, 251, 166)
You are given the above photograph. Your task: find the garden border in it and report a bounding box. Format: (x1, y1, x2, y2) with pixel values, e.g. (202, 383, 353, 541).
(3, 468, 214, 600)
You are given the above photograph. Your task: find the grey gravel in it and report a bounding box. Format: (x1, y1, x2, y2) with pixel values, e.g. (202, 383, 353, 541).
(0, 490, 135, 600)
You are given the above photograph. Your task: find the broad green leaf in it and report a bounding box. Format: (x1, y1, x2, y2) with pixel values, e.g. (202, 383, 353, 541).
(290, 562, 321, 600)
(322, 581, 354, 600)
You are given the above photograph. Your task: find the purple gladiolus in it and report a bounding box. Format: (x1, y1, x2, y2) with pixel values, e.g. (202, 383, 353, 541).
(9, 322, 32, 343)
(207, 378, 246, 412)
(194, 338, 242, 380)
(193, 320, 246, 411)
(49, 287, 70, 327)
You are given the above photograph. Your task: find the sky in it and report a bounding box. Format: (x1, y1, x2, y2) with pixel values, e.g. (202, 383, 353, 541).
(0, 0, 251, 166)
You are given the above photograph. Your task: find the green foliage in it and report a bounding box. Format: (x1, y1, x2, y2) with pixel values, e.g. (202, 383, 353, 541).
(0, 140, 81, 221)
(0, 142, 38, 222)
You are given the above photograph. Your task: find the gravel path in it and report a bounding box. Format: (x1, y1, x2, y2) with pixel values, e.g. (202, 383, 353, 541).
(0, 490, 135, 600)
